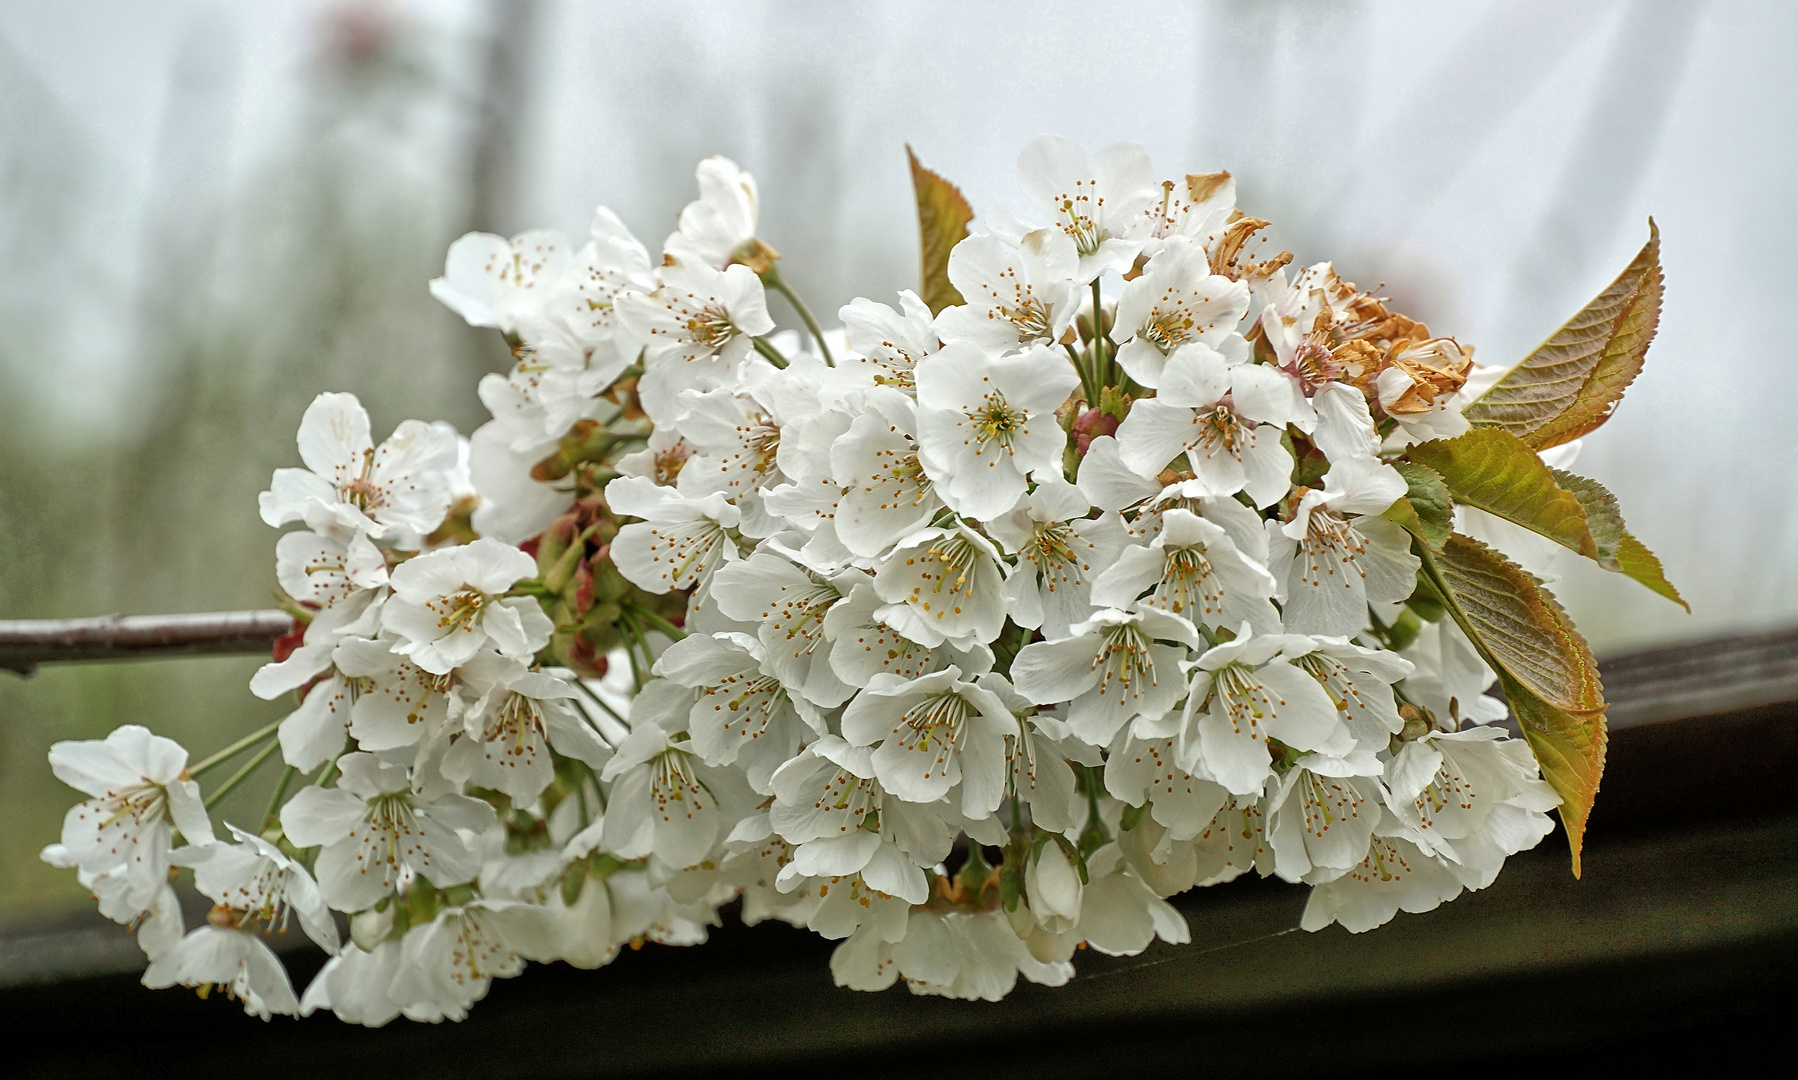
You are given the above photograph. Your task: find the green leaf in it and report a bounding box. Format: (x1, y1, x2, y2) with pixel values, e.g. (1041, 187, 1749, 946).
(1549, 469, 1689, 611)
(1409, 428, 1595, 558)
(1464, 220, 1662, 449)
(1416, 533, 1607, 875)
(906, 146, 973, 315)
(1385, 461, 1453, 549)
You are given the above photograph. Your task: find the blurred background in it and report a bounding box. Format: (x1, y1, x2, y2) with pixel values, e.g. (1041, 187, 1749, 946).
(3, 0, 1794, 916)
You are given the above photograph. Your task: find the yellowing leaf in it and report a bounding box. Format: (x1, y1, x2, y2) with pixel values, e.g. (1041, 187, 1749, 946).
(1550, 469, 1689, 611)
(1614, 532, 1687, 611)
(1465, 220, 1662, 449)
(1409, 428, 1595, 558)
(1417, 533, 1607, 875)
(1499, 671, 1606, 878)
(907, 146, 973, 316)
(1428, 534, 1604, 716)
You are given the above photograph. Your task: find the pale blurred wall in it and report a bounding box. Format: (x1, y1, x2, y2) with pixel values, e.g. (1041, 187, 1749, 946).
(1, 0, 1794, 910)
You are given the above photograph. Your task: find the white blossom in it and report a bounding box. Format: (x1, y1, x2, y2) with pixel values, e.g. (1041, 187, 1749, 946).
(615, 256, 774, 424)
(1281, 636, 1414, 754)
(1109, 237, 1251, 388)
(1104, 733, 1230, 842)
(300, 941, 405, 1027)
(651, 631, 826, 796)
(598, 696, 753, 870)
(381, 537, 553, 674)
(998, 135, 1160, 283)
(768, 736, 955, 906)
(259, 392, 459, 546)
(1011, 606, 1199, 748)
(337, 635, 458, 754)
(1113, 348, 1304, 508)
(708, 552, 857, 708)
(1266, 766, 1383, 884)
(1382, 726, 1559, 887)
(387, 900, 560, 1023)
(540, 206, 657, 364)
(177, 824, 341, 953)
(1090, 507, 1278, 633)
(824, 386, 943, 558)
(1178, 627, 1350, 795)
(986, 478, 1126, 639)
(822, 580, 994, 689)
(430, 228, 571, 333)
(439, 660, 611, 804)
(839, 667, 1014, 815)
(44, 726, 214, 922)
(839, 291, 939, 387)
(605, 474, 743, 595)
(281, 752, 496, 912)
(914, 343, 1080, 521)
(1299, 824, 1466, 933)
(870, 523, 1009, 648)
(664, 156, 760, 270)
(142, 923, 299, 1020)
(1267, 455, 1417, 638)
(933, 231, 1080, 352)
(465, 419, 575, 545)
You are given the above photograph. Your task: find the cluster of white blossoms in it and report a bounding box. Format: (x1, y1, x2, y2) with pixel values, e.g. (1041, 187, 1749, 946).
(49, 135, 1621, 1019)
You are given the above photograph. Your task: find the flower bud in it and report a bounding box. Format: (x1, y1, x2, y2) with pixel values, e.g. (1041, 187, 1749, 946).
(351, 904, 395, 951)
(1026, 840, 1083, 935)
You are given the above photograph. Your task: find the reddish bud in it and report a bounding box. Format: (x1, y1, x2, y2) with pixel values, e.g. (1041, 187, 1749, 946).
(1072, 408, 1119, 455)
(271, 620, 307, 664)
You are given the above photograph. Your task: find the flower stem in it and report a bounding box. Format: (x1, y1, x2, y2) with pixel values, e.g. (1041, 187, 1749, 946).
(204, 737, 281, 810)
(630, 607, 688, 642)
(313, 751, 344, 788)
(1090, 279, 1111, 386)
(261, 765, 297, 830)
(617, 615, 649, 690)
(1065, 342, 1098, 409)
(751, 336, 790, 369)
(573, 678, 629, 729)
(768, 274, 835, 367)
(189, 719, 284, 777)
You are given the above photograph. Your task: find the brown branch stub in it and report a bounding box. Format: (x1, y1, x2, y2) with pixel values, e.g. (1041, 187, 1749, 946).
(0, 611, 295, 676)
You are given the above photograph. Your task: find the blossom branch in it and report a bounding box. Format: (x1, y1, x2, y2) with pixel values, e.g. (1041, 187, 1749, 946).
(0, 610, 294, 676)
